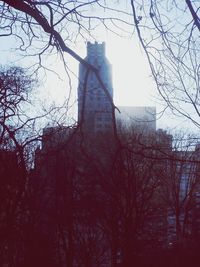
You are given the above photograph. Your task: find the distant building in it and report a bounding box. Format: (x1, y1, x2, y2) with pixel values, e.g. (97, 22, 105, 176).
(116, 106, 156, 132)
(78, 41, 113, 133)
(78, 41, 156, 134)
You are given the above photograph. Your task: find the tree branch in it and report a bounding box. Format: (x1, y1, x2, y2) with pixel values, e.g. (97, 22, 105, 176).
(186, 0, 200, 32)
(2, 0, 96, 70)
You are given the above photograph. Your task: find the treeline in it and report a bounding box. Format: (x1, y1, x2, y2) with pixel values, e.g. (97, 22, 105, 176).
(2, 126, 199, 267)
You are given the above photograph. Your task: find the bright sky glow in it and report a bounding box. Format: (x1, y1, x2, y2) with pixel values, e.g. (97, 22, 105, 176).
(44, 37, 156, 104)
(0, 29, 195, 133)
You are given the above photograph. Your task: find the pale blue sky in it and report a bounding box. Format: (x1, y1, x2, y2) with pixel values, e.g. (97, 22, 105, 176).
(0, 26, 197, 134)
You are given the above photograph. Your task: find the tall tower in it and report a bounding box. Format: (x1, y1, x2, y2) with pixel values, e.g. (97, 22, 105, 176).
(78, 42, 113, 133)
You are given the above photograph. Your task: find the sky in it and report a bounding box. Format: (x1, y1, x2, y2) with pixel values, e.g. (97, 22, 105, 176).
(44, 37, 157, 106)
(0, 6, 197, 135)
(1, 33, 191, 132)
(39, 35, 189, 132)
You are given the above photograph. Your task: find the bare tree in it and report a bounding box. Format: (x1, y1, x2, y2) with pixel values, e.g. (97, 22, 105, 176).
(130, 0, 200, 127)
(82, 128, 172, 267)
(26, 122, 200, 267)
(0, 1, 134, 138)
(0, 66, 43, 267)
(0, 1, 199, 128)
(160, 134, 200, 248)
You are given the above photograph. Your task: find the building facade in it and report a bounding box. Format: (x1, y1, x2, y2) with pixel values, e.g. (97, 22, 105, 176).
(116, 106, 156, 132)
(78, 41, 113, 133)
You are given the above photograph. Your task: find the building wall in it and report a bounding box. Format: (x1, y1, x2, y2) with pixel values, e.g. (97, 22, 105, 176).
(78, 42, 113, 133)
(116, 106, 156, 132)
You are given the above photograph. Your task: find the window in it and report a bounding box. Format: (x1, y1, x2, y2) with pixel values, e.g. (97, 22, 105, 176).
(106, 116, 111, 121)
(96, 124, 102, 128)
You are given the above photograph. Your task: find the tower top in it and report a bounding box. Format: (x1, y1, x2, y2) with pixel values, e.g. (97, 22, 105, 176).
(87, 41, 106, 58)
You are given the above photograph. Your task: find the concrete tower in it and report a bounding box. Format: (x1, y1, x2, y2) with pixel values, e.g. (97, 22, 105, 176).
(78, 42, 113, 133)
